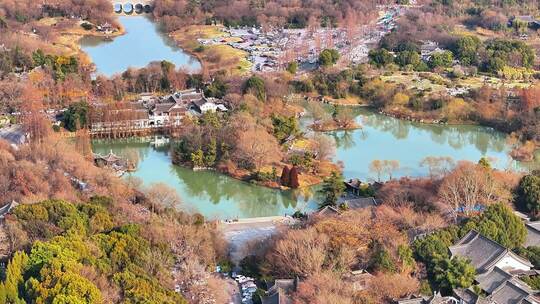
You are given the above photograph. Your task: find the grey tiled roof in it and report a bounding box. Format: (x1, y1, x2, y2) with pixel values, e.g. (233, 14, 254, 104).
(341, 197, 377, 209)
(397, 297, 429, 304)
(153, 103, 175, 114)
(449, 231, 508, 272)
(192, 98, 207, 108)
(449, 230, 533, 273)
(316, 205, 340, 216)
(261, 291, 281, 304)
(261, 279, 297, 304)
(525, 221, 540, 247)
(523, 295, 540, 304)
(396, 294, 459, 304)
(489, 279, 534, 304)
(454, 265, 540, 304)
(477, 267, 513, 294)
(453, 288, 480, 304)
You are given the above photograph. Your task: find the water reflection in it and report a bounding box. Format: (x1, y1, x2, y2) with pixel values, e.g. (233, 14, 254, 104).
(324, 108, 528, 180)
(93, 138, 314, 219)
(80, 16, 201, 76)
(92, 108, 537, 218)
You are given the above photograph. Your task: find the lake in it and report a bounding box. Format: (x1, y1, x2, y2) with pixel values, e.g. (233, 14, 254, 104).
(92, 138, 318, 219)
(80, 16, 201, 76)
(92, 109, 535, 219)
(330, 108, 527, 179)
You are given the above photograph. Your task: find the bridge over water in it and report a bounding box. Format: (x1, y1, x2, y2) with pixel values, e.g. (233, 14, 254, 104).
(113, 0, 153, 15)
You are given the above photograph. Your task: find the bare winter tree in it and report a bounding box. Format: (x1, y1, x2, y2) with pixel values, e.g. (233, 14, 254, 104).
(438, 161, 511, 220)
(144, 182, 182, 213)
(267, 227, 328, 277)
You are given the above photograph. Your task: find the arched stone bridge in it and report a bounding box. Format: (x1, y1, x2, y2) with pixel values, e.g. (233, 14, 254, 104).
(113, 0, 153, 15)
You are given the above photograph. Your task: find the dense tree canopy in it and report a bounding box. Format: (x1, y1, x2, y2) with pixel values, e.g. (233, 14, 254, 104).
(2, 199, 187, 304)
(318, 171, 346, 208)
(462, 203, 527, 249)
(319, 49, 340, 67)
(243, 76, 266, 102)
(517, 174, 540, 216)
(63, 101, 89, 131)
(152, 0, 384, 31)
(432, 257, 476, 295)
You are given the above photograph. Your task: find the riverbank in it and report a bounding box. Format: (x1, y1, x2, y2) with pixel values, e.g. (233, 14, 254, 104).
(376, 108, 539, 162)
(37, 17, 125, 67)
(168, 25, 251, 76)
(310, 121, 361, 132)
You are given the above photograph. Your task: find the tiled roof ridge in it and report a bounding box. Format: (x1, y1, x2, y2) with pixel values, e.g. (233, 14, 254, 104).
(451, 230, 534, 272)
(487, 279, 530, 303)
(526, 221, 540, 233)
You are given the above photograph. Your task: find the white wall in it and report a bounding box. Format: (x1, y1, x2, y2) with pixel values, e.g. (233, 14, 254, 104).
(495, 254, 531, 272)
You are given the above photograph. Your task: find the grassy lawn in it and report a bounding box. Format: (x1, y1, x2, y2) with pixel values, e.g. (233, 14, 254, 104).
(326, 95, 366, 105)
(171, 25, 251, 75)
(170, 25, 228, 43)
(381, 71, 533, 94)
(290, 138, 313, 150)
(208, 44, 252, 74)
(457, 75, 532, 89)
(381, 73, 447, 93)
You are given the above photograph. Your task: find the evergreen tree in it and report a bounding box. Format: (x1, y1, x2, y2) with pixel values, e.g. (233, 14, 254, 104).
(63, 101, 89, 132)
(191, 149, 205, 167)
(243, 76, 266, 101)
(461, 203, 526, 249)
(432, 257, 476, 295)
(478, 157, 491, 169)
(317, 171, 345, 208)
(319, 49, 340, 67)
(518, 174, 540, 216)
(204, 139, 217, 167)
(286, 61, 298, 74)
(372, 248, 397, 273)
(0, 251, 29, 304)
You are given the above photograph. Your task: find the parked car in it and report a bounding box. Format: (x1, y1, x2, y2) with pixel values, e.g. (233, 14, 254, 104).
(242, 282, 256, 289)
(238, 277, 253, 284)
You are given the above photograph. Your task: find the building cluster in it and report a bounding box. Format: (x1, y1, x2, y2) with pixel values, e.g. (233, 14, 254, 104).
(89, 89, 228, 135)
(400, 220, 540, 304)
(197, 8, 400, 72)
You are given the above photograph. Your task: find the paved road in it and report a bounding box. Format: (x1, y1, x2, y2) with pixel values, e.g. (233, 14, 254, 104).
(220, 216, 296, 264)
(0, 125, 25, 146)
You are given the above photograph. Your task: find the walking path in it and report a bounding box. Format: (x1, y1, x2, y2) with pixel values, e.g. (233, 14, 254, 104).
(220, 216, 296, 264)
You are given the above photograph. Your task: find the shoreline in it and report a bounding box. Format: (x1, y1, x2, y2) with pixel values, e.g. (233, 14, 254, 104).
(53, 20, 126, 69)
(305, 100, 539, 162)
(166, 24, 252, 75)
(172, 159, 335, 190)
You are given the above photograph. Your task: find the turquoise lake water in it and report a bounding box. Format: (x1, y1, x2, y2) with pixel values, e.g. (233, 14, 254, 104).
(80, 16, 200, 76)
(92, 109, 536, 219)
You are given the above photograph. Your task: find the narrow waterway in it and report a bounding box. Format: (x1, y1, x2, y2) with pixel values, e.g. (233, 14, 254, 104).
(92, 109, 536, 219)
(80, 16, 200, 76)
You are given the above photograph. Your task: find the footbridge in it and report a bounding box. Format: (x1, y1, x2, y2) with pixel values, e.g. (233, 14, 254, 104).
(113, 0, 153, 15)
